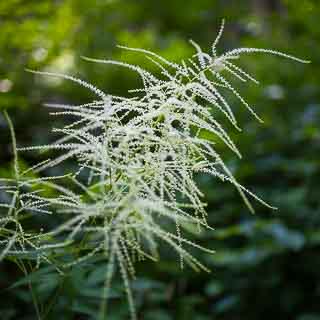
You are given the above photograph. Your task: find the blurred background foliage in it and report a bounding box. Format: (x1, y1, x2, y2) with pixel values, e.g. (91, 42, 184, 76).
(0, 0, 319, 319)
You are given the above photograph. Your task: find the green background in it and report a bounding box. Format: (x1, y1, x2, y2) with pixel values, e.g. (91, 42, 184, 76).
(0, 0, 319, 319)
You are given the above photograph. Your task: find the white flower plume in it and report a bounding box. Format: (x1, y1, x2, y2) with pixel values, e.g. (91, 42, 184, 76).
(1, 20, 309, 320)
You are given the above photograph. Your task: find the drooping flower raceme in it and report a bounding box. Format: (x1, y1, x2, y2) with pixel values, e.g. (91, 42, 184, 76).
(0, 21, 309, 319)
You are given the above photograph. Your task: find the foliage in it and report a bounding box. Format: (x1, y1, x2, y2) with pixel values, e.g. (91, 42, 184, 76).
(0, 1, 319, 320)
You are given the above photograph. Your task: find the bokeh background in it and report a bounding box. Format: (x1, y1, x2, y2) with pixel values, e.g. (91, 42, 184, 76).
(0, 1, 319, 319)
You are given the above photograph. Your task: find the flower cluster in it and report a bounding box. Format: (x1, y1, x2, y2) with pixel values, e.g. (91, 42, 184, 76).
(0, 21, 309, 319)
